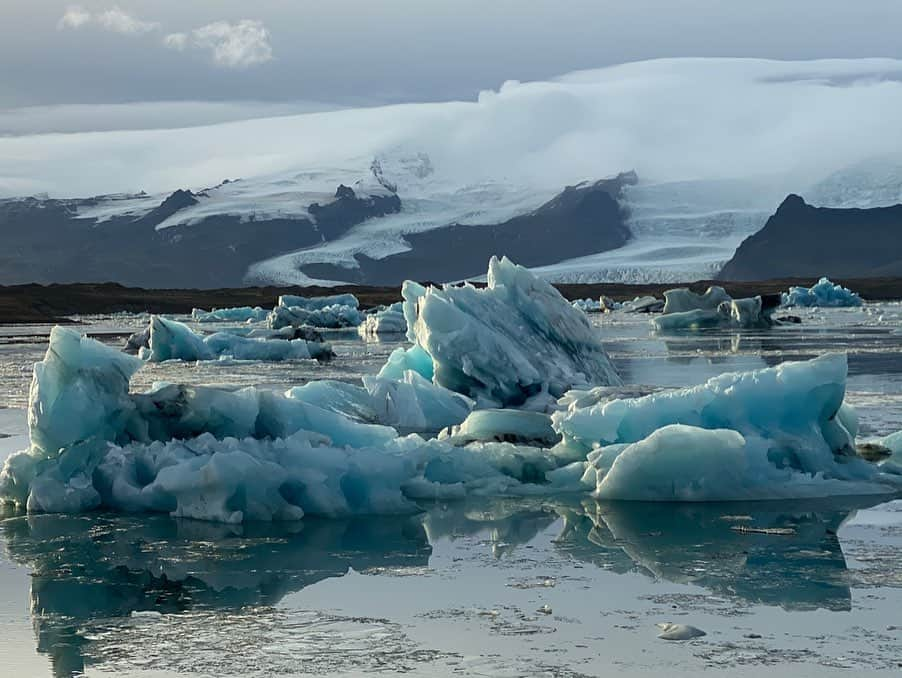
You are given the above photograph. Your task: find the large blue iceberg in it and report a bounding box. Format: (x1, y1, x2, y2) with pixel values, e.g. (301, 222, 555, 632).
(0, 327, 571, 520)
(384, 256, 622, 408)
(553, 354, 898, 500)
(782, 278, 863, 308)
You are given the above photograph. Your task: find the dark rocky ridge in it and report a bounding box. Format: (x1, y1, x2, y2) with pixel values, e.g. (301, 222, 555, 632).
(0, 186, 401, 289)
(719, 194, 902, 280)
(300, 172, 637, 286)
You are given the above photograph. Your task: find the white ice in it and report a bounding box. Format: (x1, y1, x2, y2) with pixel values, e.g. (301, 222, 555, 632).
(191, 306, 270, 323)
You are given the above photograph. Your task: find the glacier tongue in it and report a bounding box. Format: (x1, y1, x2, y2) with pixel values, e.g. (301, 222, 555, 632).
(405, 256, 621, 407)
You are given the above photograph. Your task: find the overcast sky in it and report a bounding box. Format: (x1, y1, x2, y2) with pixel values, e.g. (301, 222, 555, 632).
(5, 1, 902, 115)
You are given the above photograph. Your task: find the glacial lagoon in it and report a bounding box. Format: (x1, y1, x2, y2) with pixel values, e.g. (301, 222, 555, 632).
(1, 305, 901, 676)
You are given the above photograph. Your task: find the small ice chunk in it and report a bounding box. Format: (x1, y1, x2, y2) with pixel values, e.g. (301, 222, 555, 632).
(359, 302, 406, 336)
(191, 306, 269, 323)
(440, 409, 560, 447)
(656, 623, 706, 640)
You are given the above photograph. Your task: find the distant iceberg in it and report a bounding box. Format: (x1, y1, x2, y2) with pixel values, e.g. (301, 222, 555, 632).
(267, 292, 364, 329)
(359, 302, 406, 336)
(652, 294, 779, 331)
(142, 316, 332, 362)
(191, 306, 269, 323)
(782, 278, 863, 308)
(662, 286, 731, 314)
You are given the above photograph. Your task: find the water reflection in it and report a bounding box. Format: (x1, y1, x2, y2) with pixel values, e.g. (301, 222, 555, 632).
(0, 510, 430, 677)
(0, 494, 894, 677)
(553, 497, 875, 612)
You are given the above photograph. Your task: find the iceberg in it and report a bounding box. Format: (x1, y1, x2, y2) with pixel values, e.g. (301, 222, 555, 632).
(662, 286, 731, 314)
(191, 306, 269, 323)
(652, 296, 777, 332)
(572, 298, 603, 313)
(358, 302, 406, 336)
(268, 292, 364, 329)
(397, 256, 621, 407)
(3, 325, 898, 523)
(621, 296, 664, 313)
(268, 303, 363, 329)
(1, 327, 571, 521)
(554, 354, 900, 500)
(142, 316, 332, 362)
(277, 293, 360, 310)
(782, 278, 863, 308)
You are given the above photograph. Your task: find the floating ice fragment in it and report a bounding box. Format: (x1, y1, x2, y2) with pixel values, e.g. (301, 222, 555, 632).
(191, 306, 269, 323)
(662, 286, 731, 314)
(142, 316, 331, 362)
(656, 623, 706, 640)
(268, 293, 363, 329)
(359, 302, 406, 336)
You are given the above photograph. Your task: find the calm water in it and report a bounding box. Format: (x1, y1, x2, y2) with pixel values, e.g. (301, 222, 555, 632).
(1, 305, 902, 676)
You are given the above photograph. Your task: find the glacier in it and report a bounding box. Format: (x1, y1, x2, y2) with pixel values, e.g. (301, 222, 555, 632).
(142, 316, 333, 362)
(11, 60, 902, 286)
(782, 278, 863, 308)
(394, 256, 621, 408)
(191, 306, 270, 323)
(554, 354, 899, 500)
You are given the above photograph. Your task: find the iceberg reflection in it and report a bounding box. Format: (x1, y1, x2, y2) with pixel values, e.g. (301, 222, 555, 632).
(0, 494, 892, 676)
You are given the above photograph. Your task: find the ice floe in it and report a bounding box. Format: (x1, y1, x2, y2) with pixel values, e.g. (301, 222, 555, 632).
(191, 306, 270, 323)
(141, 316, 332, 362)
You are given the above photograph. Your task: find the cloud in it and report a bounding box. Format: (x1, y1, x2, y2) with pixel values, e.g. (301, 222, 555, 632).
(57, 5, 91, 30)
(163, 32, 189, 51)
(165, 20, 273, 68)
(6, 58, 902, 199)
(96, 7, 159, 34)
(57, 5, 158, 34)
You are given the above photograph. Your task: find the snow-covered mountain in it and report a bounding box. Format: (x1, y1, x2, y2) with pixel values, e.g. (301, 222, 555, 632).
(5, 58, 902, 286)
